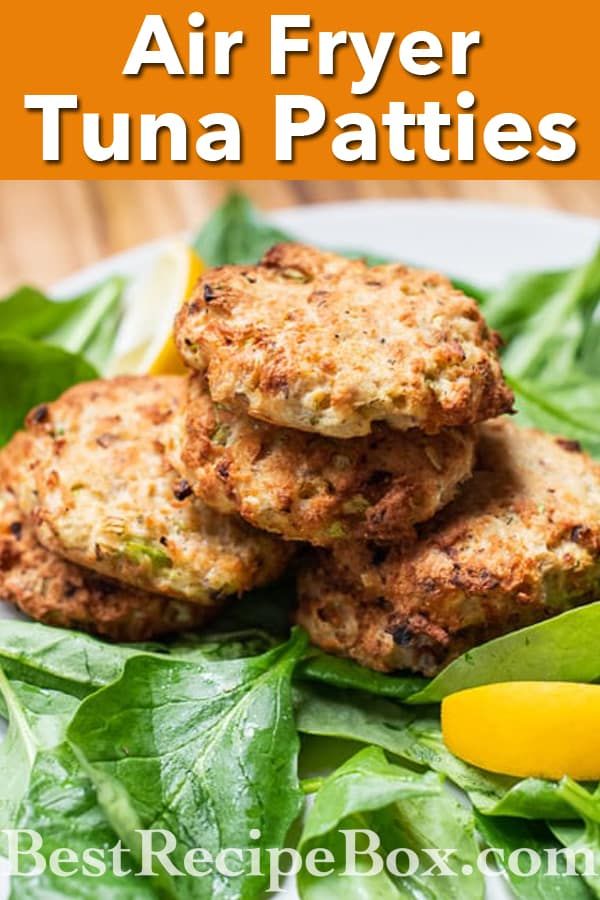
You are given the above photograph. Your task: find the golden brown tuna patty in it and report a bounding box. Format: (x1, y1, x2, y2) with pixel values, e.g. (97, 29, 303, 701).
(296, 419, 600, 676)
(179, 374, 476, 546)
(0, 433, 210, 640)
(175, 243, 513, 438)
(24, 376, 292, 604)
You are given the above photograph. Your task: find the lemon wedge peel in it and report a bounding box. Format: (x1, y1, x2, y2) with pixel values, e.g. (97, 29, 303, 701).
(108, 242, 203, 376)
(147, 247, 203, 375)
(441, 681, 600, 781)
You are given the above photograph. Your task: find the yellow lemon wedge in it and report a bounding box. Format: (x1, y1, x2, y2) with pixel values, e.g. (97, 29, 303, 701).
(442, 682, 600, 780)
(108, 241, 203, 376)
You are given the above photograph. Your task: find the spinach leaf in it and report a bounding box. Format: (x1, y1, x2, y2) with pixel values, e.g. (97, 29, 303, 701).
(0, 669, 159, 898)
(408, 603, 600, 704)
(160, 627, 277, 661)
(482, 269, 572, 338)
(298, 746, 483, 900)
(0, 619, 281, 703)
(0, 671, 38, 830)
(0, 336, 97, 446)
(509, 375, 600, 458)
(500, 246, 600, 381)
(296, 683, 418, 753)
(482, 245, 600, 456)
(475, 813, 593, 899)
(46, 277, 125, 372)
(0, 277, 125, 445)
(0, 620, 142, 698)
(0, 287, 85, 340)
(550, 780, 600, 897)
(0, 278, 124, 370)
(193, 192, 291, 266)
(404, 717, 581, 821)
(68, 629, 307, 899)
(298, 651, 427, 700)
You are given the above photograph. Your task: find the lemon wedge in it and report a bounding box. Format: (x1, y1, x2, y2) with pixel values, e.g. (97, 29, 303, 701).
(109, 241, 203, 376)
(442, 681, 600, 780)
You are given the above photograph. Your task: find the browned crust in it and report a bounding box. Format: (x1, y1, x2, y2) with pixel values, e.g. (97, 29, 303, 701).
(180, 374, 476, 546)
(22, 375, 292, 603)
(175, 243, 513, 437)
(296, 419, 600, 675)
(0, 433, 210, 641)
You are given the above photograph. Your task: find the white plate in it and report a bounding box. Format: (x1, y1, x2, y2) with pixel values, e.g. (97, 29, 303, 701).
(3, 198, 600, 900)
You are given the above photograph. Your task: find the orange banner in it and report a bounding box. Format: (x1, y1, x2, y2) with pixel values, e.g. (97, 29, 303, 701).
(1, 0, 598, 178)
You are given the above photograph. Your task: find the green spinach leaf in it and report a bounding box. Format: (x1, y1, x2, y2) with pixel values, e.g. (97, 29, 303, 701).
(298, 651, 427, 700)
(0, 619, 282, 703)
(475, 813, 593, 899)
(68, 629, 307, 899)
(0, 278, 124, 369)
(0, 668, 159, 898)
(0, 287, 84, 340)
(408, 603, 600, 704)
(509, 376, 600, 457)
(298, 746, 483, 899)
(550, 780, 600, 896)
(46, 277, 125, 371)
(193, 192, 291, 266)
(499, 247, 600, 381)
(0, 336, 97, 446)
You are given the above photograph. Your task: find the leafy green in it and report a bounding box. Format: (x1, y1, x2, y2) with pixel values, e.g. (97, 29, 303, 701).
(0, 336, 97, 446)
(550, 780, 600, 896)
(481, 269, 572, 338)
(509, 375, 600, 457)
(193, 192, 291, 266)
(296, 683, 417, 753)
(0, 277, 124, 446)
(497, 247, 600, 381)
(475, 813, 593, 899)
(0, 287, 85, 340)
(0, 670, 38, 830)
(68, 629, 307, 899)
(298, 746, 483, 899)
(480, 244, 600, 455)
(403, 716, 582, 820)
(162, 627, 277, 661)
(298, 650, 427, 700)
(0, 278, 124, 367)
(0, 619, 280, 702)
(0, 668, 159, 898)
(408, 603, 600, 704)
(46, 278, 125, 372)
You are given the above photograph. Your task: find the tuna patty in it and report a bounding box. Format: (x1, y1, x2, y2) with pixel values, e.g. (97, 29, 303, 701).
(0, 433, 210, 640)
(175, 243, 513, 437)
(296, 419, 600, 675)
(24, 376, 292, 604)
(179, 374, 476, 546)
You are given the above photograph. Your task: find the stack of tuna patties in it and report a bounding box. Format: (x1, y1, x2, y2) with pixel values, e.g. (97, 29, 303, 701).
(0, 376, 292, 640)
(175, 243, 600, 675)
(4, 242, 600, 670)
